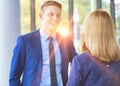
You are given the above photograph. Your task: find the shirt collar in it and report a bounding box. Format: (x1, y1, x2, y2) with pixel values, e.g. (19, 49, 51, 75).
(40, 28, 56, 41)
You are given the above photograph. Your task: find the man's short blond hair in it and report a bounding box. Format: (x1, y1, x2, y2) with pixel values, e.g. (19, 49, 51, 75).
(41, 0, 62, 12)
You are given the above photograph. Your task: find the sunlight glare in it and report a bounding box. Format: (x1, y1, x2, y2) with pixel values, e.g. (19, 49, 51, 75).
(58, 27, 70, 37)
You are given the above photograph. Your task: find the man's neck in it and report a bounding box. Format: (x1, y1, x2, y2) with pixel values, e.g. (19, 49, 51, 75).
(41, 27, 56, 36)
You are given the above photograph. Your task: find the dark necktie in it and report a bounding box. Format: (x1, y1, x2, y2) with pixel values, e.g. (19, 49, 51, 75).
(49, 37, 58, 86)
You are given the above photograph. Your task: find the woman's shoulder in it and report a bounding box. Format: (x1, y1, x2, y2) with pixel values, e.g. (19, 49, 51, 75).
(73, 51, 94, 65)
(74, 51, 90, 60)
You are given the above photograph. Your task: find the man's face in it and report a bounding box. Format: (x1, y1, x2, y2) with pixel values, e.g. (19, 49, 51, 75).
(40, 5, 61, 34)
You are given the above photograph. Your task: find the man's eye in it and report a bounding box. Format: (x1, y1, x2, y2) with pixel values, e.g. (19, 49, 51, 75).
(48, 13, 54, 16)
(47, 13, 61, 18)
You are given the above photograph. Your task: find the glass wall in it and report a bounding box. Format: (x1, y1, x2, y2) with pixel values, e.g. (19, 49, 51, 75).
(73, 0, 95, 52)
(115, 1, 120, 43)
(20, 0, 120, 52)
(20, 0, 97, 52)
(102, 0, 120, 43)
(20, 0, 31, 34)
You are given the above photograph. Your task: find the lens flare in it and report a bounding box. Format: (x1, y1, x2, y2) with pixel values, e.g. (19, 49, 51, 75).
(57, 26, 70, 37)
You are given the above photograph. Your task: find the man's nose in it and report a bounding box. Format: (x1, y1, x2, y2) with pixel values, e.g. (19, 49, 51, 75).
(52, 15, 59, 20)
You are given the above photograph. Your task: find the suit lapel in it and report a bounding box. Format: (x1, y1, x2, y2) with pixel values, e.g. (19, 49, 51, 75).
(56, 33, 65, 60)
(56, 33, 69, 86)
(56, 33, 69, 65)
(33, 29, 43, 60)
(32, 30, 43, 78)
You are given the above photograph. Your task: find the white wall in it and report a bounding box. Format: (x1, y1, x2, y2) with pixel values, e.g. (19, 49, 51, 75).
(0, 0, 20, 86)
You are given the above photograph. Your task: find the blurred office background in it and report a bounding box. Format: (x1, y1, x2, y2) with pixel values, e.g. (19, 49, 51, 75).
(0, 0, 120, 86)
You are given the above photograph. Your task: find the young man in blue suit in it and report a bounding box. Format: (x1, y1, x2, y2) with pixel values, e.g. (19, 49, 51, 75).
(9, 1, 77, 86)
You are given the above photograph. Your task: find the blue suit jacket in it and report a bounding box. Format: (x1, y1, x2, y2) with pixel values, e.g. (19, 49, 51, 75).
(67, 51, 120, 86)
(9, 30, 77, 86)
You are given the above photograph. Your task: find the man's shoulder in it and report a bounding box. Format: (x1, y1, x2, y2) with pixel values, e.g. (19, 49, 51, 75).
(20, 29, 40, 38)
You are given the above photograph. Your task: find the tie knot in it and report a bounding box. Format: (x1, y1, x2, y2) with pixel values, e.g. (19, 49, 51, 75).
(49, 36, 53, 41)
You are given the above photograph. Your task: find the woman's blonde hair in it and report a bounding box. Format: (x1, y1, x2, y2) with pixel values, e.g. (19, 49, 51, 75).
(81, 9, 120, 62)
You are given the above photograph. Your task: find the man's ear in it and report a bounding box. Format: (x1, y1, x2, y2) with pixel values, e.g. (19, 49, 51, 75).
(39, 12, 43, 20)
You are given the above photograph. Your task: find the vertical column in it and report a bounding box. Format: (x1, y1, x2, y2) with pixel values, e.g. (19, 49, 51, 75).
(90, 0, 95, 12)
(0, 0, 20, 86)
(97, 0, 102, 9)
(110, 0, 116, 28)
(69, 0, 74, 38)
(30, 0, 36, 31)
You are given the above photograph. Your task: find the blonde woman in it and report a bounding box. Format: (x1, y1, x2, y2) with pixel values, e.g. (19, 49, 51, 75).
(67, 9, 120, 86)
